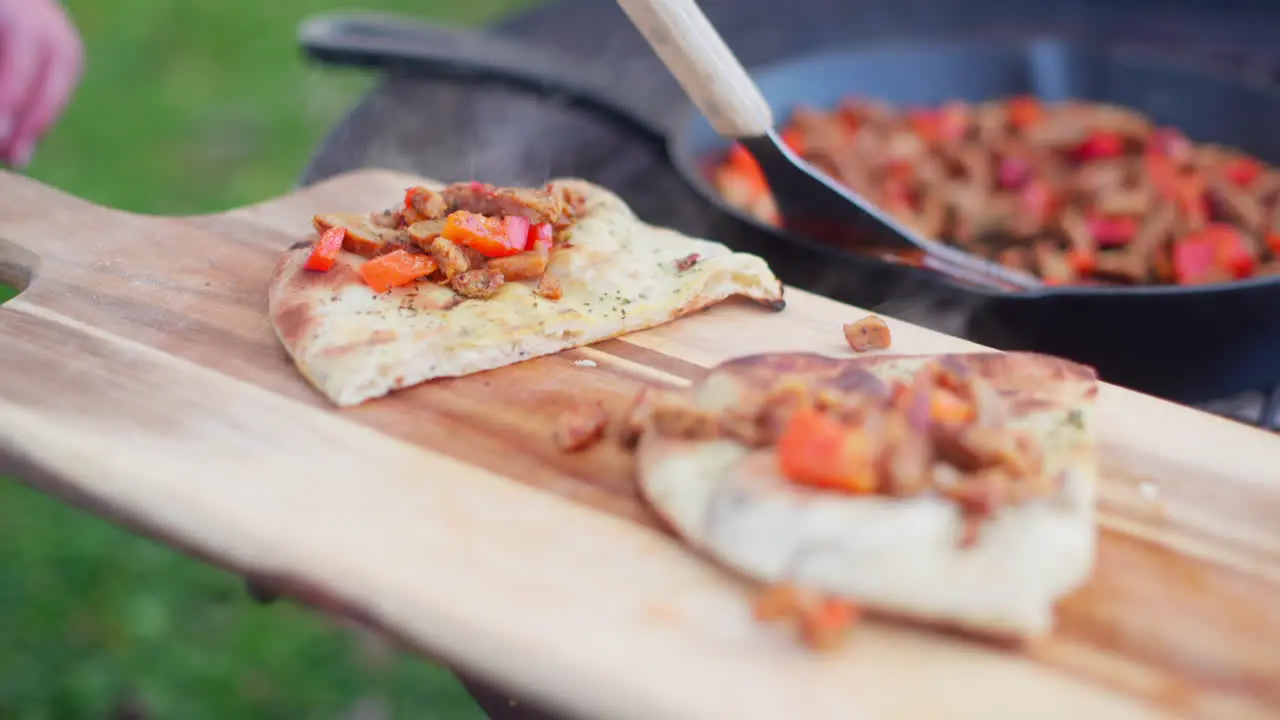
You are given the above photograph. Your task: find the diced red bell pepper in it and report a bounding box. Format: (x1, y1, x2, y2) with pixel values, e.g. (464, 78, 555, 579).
(881, 177, 916, 213)
(1147, 127, 1193, 164)
(1087, 214, 1138, 248)
(835, 99, 864, 133)
(908, 109, 940, 144)
(1066, 248, 1097, 275)
(1006, 95, 1043, 130)
(303, 226, 346, 272)
(528, 222, 554, 253)
(1204, 224, 1257, 279)
(1172, 233, 1217, 285)
(1172, 225, 1256, 284)
(726, 142, 769, 193)
(1223, 156, 1264, 187)
(1019, 180, 1056, 220)
(1077, 130, 1126, 161)
(996, 156, 1032, 190)
(359, 249, 438, 293)
(442, 210, 524, 258)
(503, 215, 531, 252)
(403, 186, 429, 211)
(884, 159, 914, 183)
(1267, 231, 1280, 254)
(776, 407, 877, 494)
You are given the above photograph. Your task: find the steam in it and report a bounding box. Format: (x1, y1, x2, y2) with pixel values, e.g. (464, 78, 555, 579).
(809, 260, 989, 340)
(871, 287, 987, 340)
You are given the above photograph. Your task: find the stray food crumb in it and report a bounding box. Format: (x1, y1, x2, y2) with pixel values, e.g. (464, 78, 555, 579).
(751, 583, 860, 652)
(1139, 481, 1159, 501)
(843, 314, 892, 352)
(675, 252, 701, 271)
(554, 402, 609, 452)
(574, 358, 598, 367)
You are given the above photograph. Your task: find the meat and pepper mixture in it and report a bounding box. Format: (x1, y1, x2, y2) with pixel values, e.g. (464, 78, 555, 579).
(632, 360, 1053, 547)
(713, 96, 1280, 286)
(301, 181, 588, 299)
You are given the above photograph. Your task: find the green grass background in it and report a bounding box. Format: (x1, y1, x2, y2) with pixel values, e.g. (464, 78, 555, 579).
(1, 1, 541, 717)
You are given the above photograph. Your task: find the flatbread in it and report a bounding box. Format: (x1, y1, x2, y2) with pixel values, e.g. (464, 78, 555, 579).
(636, 351, 1099, 639)
(268, 178, 784, 406)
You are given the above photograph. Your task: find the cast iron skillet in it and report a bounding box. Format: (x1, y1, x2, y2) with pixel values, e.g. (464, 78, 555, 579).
(299, 12, 1280, 409)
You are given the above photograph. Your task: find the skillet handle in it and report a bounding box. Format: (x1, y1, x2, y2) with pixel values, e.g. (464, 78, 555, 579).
(615, 0, 774, 138)
(296, 11, 669, 140)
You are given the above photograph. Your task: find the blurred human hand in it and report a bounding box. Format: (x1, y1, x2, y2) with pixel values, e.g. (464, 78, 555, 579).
(0, 0, 84, 169)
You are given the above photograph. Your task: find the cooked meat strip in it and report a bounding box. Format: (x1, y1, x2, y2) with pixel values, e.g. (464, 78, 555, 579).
(442, 182, 564, 225)
(451, 268, 505, 299)
(407, 220, 447, 251)
(547, 183, 587, 226)
(842, 315, 891, 352)
(1034, 241, 1077, 284)
(1096, 187, 1153, 216)
(313, 213, 406, 258)
(370, 208, 402, 228)
(1208, 176, 1264, 230)
(427, 236, 471, 280)
(535, 273, 563, 300)
(488, 248, 550, 282)
(877, 422, 933, 496)
(1058, 208, 1096, 259)
(403, 186, 449, 224)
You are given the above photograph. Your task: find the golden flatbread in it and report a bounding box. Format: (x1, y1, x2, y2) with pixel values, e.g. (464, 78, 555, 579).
(634, 351, 1099, 641)
(268, 179, 784, 406)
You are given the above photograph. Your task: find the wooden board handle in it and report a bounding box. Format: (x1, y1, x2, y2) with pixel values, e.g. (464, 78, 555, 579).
(614, 0, 774, 138)
(0, 172, 80, 294)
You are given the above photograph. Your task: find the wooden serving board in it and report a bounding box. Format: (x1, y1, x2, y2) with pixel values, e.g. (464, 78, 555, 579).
(2, 170, 1279, 720)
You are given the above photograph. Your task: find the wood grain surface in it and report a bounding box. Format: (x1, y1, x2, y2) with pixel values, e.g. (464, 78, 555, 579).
(1, 169, 1279, 720)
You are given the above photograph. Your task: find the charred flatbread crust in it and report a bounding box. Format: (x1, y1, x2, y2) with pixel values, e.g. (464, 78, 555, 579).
(268, 178, 784, 406)
(636, 351, 1098, 639)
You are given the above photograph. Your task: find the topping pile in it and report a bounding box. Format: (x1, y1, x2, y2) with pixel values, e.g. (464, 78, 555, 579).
(636, 358, 1053, 547)
(303, 181, 587, 299)
(713, 96, 1280, 286)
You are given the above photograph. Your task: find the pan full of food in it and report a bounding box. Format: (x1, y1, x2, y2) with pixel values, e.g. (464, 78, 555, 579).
(298, 14, 1280, 404)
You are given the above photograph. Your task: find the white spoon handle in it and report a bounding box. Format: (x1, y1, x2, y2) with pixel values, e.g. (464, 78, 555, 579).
(615, 0, 775, 137)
